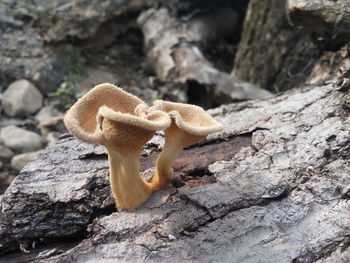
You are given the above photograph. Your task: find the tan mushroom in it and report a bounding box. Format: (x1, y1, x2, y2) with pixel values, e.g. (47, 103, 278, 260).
(64, 83, 171, 211)
(148, 100, 223, 190)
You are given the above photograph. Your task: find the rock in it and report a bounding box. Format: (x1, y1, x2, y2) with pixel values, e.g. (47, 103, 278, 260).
(35, 106, 62, 123)
(0, 173, 10, 194)
(0, 126, 42, 152)
(38, 115, 66, 134)
(0, 0, 164, 95)
(2, 79, 43, 117)
(0, 144, 14, 162)
(0, 27, 66, 94)
(0, 118, 36, 128)
(0, 161, 3, 169)
(11, 151, 40, 172)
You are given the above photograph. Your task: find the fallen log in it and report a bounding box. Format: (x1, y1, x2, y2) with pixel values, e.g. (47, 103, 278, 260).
(287, 0, 350, 36)
(137, 7, 271, 108)
(1, 79, 349, 262)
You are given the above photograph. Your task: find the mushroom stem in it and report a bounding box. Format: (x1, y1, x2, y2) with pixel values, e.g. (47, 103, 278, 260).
(107, 148, 153, 211)
(150, 124, 204, 190)
(151, 140, 184, 190)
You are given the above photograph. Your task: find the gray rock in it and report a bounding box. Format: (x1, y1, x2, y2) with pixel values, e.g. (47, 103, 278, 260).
(0, 161, 3, 169)
(2, 79, 43, 117)
(0, 126, 42, 152)
(11, 151, 40, 172)
(35, 106, 61, 123)
(0, 118, 36, 128)
(0, 0, 161, 95)
(0, 27, 66, 94)
(0, 144, 14, 162)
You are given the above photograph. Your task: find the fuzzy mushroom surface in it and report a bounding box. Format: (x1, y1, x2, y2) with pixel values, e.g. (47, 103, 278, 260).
(64, 83, 171, 211)
(148, 100, 223, 190)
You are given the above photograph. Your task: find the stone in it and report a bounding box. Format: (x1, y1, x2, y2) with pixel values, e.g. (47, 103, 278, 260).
(38, 115, 66, 134)
(0, 144, 14, 162)
(0, 26, 66, 94)
(0, 118, 36, 128)
(0, 161, 3, 169)
(35, 106, 62, 123)
(0, 126, 42, 152)
(10, 151, 39, 172)
(2, 79, 43, 117)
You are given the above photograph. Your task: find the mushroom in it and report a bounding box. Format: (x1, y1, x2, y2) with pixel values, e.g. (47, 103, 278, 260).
(148, 100, 223, 189)
(64, 83, 171, 211)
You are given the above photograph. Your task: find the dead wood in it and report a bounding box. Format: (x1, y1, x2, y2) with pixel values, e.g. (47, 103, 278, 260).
(232, 0, 320, 93)
(1, 79, 349, 262)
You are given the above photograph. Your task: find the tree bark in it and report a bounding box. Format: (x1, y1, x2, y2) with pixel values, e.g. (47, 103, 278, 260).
(137, 7, 271, 109)
(287, 0, 350, 36)
(232, 0, 320, 93)
(1, 77, 350, 262)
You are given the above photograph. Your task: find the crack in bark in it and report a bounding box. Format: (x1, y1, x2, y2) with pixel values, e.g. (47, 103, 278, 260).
(293, 236, 350, 263)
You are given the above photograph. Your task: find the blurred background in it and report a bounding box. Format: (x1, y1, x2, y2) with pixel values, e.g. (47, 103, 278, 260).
(0, 0, 348, 195)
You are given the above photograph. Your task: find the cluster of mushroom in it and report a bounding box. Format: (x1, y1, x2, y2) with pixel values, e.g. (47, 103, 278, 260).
(64, 83, 223, 212)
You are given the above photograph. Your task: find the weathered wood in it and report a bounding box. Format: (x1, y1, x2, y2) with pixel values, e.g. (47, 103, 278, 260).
(1, 78, 350, 262)
(287, 0, 350, 36)
(137, 7, 271, 108)
(232, 0, 320, 93)
(0, 130, 250, 256)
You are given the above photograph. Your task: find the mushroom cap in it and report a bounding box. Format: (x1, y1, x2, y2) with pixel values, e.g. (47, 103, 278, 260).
(64, 83, 171, 147)
(98, 105, 170, 154)
(149, 100, 223, 136)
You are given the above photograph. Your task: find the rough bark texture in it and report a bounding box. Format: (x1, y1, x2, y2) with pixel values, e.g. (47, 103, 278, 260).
(287, 0, 350, 36)
(232, 0, 320, 93)
(1, 80, 350, 262)
(138, 7, 271, 108)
